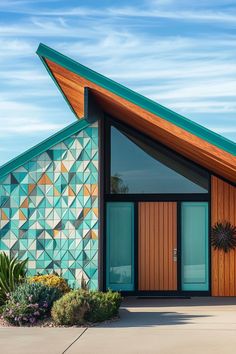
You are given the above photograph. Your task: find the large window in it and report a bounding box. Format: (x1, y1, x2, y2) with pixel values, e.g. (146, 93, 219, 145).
(110, 125, 209, 194)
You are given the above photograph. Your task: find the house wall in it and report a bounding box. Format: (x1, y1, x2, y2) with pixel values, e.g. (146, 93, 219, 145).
(0, 122, 99, 289)
(211, 176, 236, 296)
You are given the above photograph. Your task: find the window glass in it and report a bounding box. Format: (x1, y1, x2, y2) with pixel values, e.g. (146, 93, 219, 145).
(106, 202, 134, 291)
(110, 126, 209, 194)
(181, 202, 209, 291)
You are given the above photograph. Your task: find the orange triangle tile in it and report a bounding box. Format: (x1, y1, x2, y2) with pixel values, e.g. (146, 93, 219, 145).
(1, 210, 8, 220)
(83, 208, 90, 217)
(91, 185, 98, 196)
(38, 174, 52, 185)
(54, 187, 60, 196)
(28, 184, 36, 194)
(19, 210, 26, 220)
(54, 230, 60, 237)
(20, 199, 28, 208)
(83, 185, 90, 196)
(91, 230, 98, 240)
(45, 175, 52, 184)
(68, 186, 75, 196)
(93, 208, 99, 217)
(38, 175, 45, 185)
(61, 162, 67, 172)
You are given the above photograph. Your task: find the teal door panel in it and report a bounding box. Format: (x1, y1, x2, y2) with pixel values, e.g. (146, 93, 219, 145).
(106, 202, 134, 291)
(181, 202, 209, 291)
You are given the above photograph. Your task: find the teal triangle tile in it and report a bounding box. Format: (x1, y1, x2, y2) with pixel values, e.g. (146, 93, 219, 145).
(0, 175, 10, 184)
(20, 208, 28, 218)
(2, 185, 11, 195)
(19, 239, 28, 250)
(28, 171, 38, 183)
(68, 262, 76, 269)
(36, 261, 45, 269)
(0, 197, 9, 207)
(91, 150, 98, 161)
(27, 269, 36, 276)
(14, 172, 28, 183)
(61, 260, 69, 268)
(45, 261, 53, 269)
(88, 280, 97, 290)
(10, 173, 19, 185)
(0, 240, 10, 251)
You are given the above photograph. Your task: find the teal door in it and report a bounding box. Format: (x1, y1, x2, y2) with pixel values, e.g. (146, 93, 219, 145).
(106, 202, 134, 291)
(181, 202, 209, 291)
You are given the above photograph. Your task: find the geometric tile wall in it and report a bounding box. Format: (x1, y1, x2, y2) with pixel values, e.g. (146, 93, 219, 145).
(0, 122, 98, 289)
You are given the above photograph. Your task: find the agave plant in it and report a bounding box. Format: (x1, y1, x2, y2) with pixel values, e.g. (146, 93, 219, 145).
(211, 221, 236, 253)
(0, 252, 28, 305)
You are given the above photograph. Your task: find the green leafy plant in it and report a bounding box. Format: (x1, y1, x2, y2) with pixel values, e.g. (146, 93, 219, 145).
(29, 274, 70, 294)
(2, 282, 62, 326)
(51, 289, 89, 326)
(211, 221, 236, 252)
(51, 289, 122, 326)
(86, 290, 122, 323)
(0, 252, 28, 305)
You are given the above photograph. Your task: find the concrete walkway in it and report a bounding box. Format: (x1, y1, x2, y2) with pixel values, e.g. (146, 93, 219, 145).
(1, 297, 236, 354)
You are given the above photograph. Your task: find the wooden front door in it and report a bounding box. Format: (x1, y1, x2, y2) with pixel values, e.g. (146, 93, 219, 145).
(138, 202, 177, 291)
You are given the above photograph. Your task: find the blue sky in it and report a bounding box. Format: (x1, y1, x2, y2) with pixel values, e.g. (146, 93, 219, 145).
(0, 0, 236, 165)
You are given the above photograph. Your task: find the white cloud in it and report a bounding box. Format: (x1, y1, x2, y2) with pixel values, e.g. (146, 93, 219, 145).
(0, 1, 236, 26)
(0, 70, 48, 82)
(0, 122, 65, 135)
(0, 0, 235, 166)
(0, 100, 68, 137)
(0, 39, 34, 58)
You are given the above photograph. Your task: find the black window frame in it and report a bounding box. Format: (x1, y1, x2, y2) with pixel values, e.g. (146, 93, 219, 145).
(99, 114, 212, 296)
(105, 115, 210, 202)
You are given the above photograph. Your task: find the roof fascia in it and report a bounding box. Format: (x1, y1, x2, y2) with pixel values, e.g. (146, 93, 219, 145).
(36, 43, 235, 156)
(0, 119, 89, 179)
(37, 53, 79, 119)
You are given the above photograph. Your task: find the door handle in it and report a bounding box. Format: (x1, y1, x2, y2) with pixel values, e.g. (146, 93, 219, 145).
(173, 248, 177, 262)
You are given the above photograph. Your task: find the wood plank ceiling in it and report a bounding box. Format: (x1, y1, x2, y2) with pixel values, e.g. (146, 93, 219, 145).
(45, 58, 236, 184)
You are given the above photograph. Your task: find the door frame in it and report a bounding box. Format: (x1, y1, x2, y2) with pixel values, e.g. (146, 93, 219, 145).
(104, 200, 211, 296)
(99, 115, 212, 296)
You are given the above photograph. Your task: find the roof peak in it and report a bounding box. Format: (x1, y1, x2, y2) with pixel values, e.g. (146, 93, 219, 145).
(37, 43, 235, 156)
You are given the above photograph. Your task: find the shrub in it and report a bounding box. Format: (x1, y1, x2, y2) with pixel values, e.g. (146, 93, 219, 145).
(2, 282, 62, 326)
(86, 290, 122, 322)
(51, 289, 122, 326)
(0, 252, 27, 305)
(29, 274, 70, 294)
(51, 290, 89, 326)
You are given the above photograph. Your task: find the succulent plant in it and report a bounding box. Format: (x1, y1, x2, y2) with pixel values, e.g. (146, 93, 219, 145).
(211, 221, 236, 252)
(0, 252, 27, 305)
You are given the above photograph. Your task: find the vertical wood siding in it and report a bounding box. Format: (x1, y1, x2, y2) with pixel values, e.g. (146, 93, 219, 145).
(138, 202, 177, 291)
(211, 176, 236, 296)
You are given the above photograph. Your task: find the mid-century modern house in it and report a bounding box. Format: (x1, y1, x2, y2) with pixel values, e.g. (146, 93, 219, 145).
(0, 44, 236, 297)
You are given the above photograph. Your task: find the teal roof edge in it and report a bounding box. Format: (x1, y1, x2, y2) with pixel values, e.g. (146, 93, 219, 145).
(36, 43, 236, 156)
(0, 119, 89, 178)
(38, 53, 78, 119)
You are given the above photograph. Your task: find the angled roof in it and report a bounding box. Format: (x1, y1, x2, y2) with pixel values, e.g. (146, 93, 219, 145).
(36, 43, 236, 184)
(37, 43, 235, 156)
(0, 119, 89, 178)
